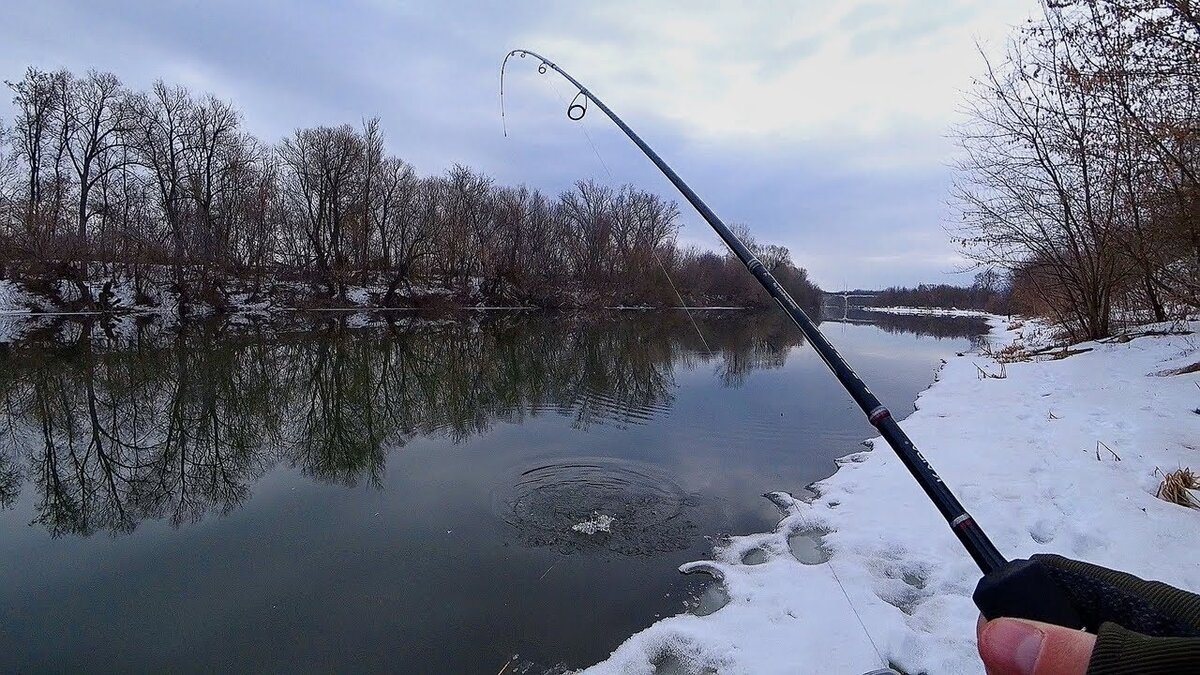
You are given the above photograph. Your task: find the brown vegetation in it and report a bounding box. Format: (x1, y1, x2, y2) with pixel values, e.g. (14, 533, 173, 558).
(1155, 468, 1200, 509)
(955, 1, 1200, 340)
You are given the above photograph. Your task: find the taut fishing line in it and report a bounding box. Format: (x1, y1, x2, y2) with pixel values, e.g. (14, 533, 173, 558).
(501, 51, 712, 354)
(543, 73, 613, 180)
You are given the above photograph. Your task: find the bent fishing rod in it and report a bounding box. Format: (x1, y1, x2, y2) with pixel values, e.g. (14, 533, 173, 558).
(501, 49, 1088, 630)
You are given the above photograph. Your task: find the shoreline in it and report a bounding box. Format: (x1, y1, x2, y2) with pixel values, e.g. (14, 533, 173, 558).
(0, 277, 768, 320)
(0, 304, 778, 346)
(0, 305, 750, 318)
(581, 314, 1200, 674)
(862, 305, 994, 318)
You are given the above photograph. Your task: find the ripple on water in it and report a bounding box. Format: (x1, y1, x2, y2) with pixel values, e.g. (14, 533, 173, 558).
(495, 457, 697, 556)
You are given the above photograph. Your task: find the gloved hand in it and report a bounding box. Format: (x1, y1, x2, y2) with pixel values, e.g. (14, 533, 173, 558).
(976, 554, 1200, 674)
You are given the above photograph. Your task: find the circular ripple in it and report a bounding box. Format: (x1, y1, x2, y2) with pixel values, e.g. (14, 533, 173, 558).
(496, 457, 696, 556)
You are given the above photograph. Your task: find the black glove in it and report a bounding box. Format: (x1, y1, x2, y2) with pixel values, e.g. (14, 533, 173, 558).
(976, 554, 1200, 674)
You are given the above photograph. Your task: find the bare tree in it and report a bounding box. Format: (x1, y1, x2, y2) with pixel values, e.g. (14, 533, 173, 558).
(956, 1, 1200, 332)
(185, 95, 240, 267)
(128, 81, 193, 278)
(5, 68, 67, 256)
(57, 71, 131, 251)
(440, 164, 493, 290)
(278, 124, 365, 297)
(560, 180, 615, 286)
(955, 14, 1125, 339)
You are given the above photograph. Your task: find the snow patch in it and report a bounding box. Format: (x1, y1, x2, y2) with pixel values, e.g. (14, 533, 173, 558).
(0, 315, 29, 343)
(0, 280, 32, 314)
(226, 291, 273, 315)
(345, 286, 372, 306)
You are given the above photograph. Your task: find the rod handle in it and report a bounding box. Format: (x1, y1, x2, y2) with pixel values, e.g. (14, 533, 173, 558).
(975, 555, 1200, 638)
(974, 558, 1085, 629)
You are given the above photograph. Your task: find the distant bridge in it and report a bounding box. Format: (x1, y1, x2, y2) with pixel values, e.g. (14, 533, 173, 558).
(819, 292, 878, 323)
(821, 292, 876, 306)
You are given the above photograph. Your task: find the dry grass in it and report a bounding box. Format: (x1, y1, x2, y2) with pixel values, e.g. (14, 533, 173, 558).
(1045, 346, 1094, 360)
(1155, 468, 1200, 509)
(1149, 361, 1200, 377)
(1095, 441, 1121, 461)
(982, 341, 1034, 364)
(975, 362, 1007, 379)
(1174, 360, 1200, 375)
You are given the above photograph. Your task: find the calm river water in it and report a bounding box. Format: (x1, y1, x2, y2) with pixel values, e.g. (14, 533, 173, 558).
(0, 309, 985, 673)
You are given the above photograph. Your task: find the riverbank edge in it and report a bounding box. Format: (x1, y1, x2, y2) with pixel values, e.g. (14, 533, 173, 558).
(0, 275, 772, 319)
(579, 312, 1200, 675)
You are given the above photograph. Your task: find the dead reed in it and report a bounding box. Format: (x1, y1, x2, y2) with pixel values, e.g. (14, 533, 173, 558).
(1155, 468, 1200, 509)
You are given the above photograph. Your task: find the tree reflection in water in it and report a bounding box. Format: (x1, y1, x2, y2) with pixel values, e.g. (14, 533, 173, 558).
(0, 309, 986, 537)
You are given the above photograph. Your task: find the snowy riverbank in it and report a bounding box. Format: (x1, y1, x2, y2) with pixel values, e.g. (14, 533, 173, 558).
(862, 305, 993, 318)
(0, 275, 761, 318)
(582, 316, 1200, 674)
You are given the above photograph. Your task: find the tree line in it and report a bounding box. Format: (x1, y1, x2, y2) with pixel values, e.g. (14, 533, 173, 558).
(0, 67, 819, 311)
(956, 0, 1200, 339)
(861, 270, 1012, 314)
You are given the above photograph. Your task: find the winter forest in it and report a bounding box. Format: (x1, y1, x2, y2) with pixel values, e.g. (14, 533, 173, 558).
(0, 68, 819, 313)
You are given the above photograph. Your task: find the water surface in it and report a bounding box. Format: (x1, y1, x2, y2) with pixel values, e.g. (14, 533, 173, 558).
(0, 310, 985, 673)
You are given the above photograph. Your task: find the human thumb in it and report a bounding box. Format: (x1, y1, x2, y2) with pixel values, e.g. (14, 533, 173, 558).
(978, 617, 1097, 675)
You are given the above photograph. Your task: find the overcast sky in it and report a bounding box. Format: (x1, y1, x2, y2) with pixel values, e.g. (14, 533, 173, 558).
(0, 1, 1040, 289)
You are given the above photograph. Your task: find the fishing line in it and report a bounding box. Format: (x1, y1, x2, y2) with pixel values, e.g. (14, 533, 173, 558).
(564, 109, 712, 353)
(655, 254, 712, 353)
(825, 555, 887, 668)
(544, 77, 615, 179)
(502, 51, 612, 179)
(503, 54, 712, 353)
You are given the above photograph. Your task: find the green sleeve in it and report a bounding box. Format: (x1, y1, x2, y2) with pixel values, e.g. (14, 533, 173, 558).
(1035, 554, 1200, 636)
(1086, 622, 1200, 674)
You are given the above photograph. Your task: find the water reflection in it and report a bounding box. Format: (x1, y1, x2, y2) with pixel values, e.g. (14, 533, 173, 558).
(0, 311, 839, 538)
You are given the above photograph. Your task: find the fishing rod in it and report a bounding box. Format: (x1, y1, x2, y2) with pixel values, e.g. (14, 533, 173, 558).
(502, 48, 1003, 570)
(500, 48, 1087, 630)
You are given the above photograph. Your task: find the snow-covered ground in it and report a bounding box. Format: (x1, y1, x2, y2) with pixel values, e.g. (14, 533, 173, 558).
(0, 279, 32, 315)
(0, 277, 492, 318)
(582, 316, 1200, 675)
(862, 305, 993, 318)
(0, 315, 29, 343)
